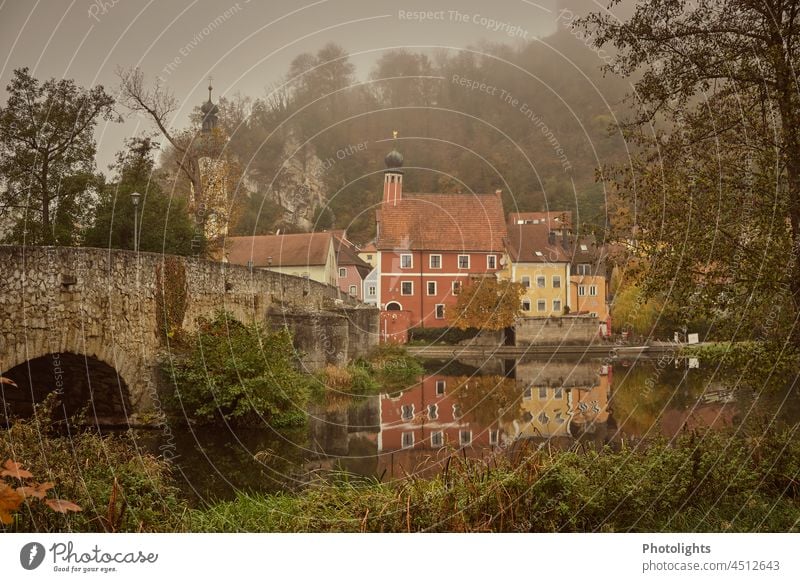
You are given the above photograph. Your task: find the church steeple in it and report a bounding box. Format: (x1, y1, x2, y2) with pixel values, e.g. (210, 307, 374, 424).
(200, 78, 219, 133)
(383, 130, 403, 206)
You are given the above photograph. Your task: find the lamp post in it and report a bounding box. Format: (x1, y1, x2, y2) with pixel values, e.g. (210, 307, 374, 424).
(267, 256, 273, 270)
(130, 191, 141, 253)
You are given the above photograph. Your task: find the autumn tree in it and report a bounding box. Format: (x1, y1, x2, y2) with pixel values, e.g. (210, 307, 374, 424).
(448, 277, 525, 331)
(0, 68, 117, 245)
(582, 0, 800, 344)
(116, 68, 209, 248)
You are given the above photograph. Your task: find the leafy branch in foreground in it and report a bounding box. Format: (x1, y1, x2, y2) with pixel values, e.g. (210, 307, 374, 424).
(0, 459, 81, 526)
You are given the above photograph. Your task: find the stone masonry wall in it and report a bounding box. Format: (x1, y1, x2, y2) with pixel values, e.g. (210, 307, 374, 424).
(515, 316, 604, 346)
(0, 246, 377, 421)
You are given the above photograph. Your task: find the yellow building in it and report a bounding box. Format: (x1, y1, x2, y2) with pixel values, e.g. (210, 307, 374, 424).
(504, 222, 570, 316)
(570, 237, 609, 321)
(357, 242, 378, 268)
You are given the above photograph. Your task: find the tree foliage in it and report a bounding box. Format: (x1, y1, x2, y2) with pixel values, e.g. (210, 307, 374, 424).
(582, 0, 800, 345)
(84, 137, 195, 254)
(448, 277, 524, 331)
(0, 67, 117, 245)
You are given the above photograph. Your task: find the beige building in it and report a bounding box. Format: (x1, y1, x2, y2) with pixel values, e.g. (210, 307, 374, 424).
(357, 242, 378, 268)
(570, 236, 609, 321)
(225, 232, 338, 286)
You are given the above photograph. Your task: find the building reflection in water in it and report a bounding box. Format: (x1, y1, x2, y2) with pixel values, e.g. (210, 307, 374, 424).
(376, 359, 611, 477)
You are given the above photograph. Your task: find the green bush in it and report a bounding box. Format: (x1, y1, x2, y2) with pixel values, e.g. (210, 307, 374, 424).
(162, 312, 311, 427)
(364, 345, 424, 391)
(0, 401, 186, 532)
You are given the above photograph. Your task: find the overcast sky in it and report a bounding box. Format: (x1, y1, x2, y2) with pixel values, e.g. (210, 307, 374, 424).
(0, 0, 618, 174)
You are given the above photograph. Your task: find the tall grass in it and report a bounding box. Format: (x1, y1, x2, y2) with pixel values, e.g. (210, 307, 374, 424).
(189, 429, 800, 532)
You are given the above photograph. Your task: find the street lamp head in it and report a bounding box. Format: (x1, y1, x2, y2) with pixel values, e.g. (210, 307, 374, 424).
(130, 191, 142, 207)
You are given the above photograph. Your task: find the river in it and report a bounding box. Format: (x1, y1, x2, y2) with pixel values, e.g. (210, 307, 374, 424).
(136, 355, 800, 505)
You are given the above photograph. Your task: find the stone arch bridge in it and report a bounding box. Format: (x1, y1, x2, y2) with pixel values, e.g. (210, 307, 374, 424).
(0, 246, 378, 425)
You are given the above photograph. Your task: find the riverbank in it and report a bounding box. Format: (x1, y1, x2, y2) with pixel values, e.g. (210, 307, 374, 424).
(188, 428, 800, 532)
(406, 343, 680, 360)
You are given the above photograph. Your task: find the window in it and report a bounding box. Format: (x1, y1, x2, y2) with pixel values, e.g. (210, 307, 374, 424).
(435, 304, 445, 319)
(401, 281, 413, 295)
(401, 432, 414, 449)
(431, 431, 444, 448)
(487, 255, 497, 269)
(428, 404, 438, 420)
(537, 412, 550, 424)
(536, 275, 546, 288)
(553, 299, 562, 313)
(400, 254, 413, 269)
(338, 267, 347, 278)
(521, 276, 531, 289)
(489, 429, 499, 445)
(429, 254, 442, 269)
(521, 299, 531, 312)
(349, 285, 357, 296)
(552, 276, 561, 288)
(458, 255, 470, 269)
(554, 387, 563, 399)
(401, 405, 414, 420)
(577, 263, 591, 275)
(367, 285, 376, 296)
(427, 281, 437, 295)
(578, 285, 586, 297)
(589, 285, 598, 296)
(535, 251, 544, 257)
(537, 299, 546, 312)
(460, 430, 472, 446)
(523, 386, 532, 400)
(452, 280, 462, 295)
(366, 254, 373, 261)
(435, 380, 446, 396)
(555, 412, 566, 424)
(453, 404, 462, 419)
(538, 386, 548, 400)
(580, 244, 588, 252)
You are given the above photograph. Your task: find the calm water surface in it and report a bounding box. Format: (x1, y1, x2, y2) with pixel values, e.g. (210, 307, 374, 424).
(139, 356, 800, 504)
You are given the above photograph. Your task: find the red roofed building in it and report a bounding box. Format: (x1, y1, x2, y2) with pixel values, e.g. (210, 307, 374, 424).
(224, 231, 337, 286)
(375, 145, 507, 333)
(333, 233, 372, 300)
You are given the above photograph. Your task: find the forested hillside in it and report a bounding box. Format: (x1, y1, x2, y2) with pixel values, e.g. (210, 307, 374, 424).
(175, 25, 630, 243)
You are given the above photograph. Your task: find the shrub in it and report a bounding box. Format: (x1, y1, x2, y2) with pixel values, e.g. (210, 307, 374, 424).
(162, 312, 312, 427)
(0, 400, 186, 532)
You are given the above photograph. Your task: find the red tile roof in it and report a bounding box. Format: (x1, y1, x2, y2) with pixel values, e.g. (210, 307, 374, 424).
(225, 232, 332, 267)
(506, 222, 571, 263)
(376, 193, 507, 252)
(333, 235, 372, 272)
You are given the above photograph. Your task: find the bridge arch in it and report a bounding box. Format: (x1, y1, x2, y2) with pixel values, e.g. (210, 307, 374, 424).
(0, 352, 132, 424)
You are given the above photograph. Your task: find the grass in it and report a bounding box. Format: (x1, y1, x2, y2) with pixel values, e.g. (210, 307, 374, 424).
(188, 428, 800, 532)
